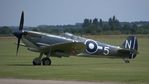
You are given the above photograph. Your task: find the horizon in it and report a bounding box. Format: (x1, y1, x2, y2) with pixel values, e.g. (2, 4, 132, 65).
(1, 20, 149, 27)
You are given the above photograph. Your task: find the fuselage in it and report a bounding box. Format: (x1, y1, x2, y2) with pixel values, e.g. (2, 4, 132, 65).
(21, 31, 122, 58)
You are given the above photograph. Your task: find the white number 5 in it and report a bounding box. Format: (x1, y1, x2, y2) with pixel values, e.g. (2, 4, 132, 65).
(103, 47, 110, 55)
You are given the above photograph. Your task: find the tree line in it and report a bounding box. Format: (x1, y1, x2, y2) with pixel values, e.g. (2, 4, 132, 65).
(82, 16, 149, 35)
(0, 16, 149, 35)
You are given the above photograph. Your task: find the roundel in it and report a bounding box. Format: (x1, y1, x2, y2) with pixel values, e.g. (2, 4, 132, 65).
(85, 39, 98, 54)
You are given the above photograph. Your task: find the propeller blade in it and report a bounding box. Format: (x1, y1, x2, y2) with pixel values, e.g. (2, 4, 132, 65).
(16, 37, 21, 56)
(19, 11, 24, 31)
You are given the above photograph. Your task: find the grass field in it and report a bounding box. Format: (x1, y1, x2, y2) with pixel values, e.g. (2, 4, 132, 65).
(0, 35, 149, 84)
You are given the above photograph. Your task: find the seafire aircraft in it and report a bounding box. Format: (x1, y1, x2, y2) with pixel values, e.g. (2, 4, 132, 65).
(13, 12, 138, 65)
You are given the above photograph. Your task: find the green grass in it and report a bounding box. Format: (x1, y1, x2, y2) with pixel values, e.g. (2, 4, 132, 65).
(0, 35, 149, 84)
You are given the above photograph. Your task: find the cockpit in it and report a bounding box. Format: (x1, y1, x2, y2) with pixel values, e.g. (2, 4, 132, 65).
(63, 33, 74, 39)
(61, 32, 84, 41)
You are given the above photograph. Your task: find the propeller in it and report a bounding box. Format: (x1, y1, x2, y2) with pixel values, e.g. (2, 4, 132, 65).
(19, 11, 24, 31)
(13, 11, 24, 56)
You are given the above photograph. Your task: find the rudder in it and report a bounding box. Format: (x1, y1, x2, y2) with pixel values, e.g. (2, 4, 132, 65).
(122, 36, 138, 59)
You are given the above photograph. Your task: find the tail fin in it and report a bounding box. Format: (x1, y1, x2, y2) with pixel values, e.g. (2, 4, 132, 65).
(122, 36, 138, 59)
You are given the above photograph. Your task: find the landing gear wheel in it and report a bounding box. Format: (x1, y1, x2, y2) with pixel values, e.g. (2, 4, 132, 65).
(42, 57, 51, 65)
(33, 57, 41, 65)
(124, 60, 130, 63)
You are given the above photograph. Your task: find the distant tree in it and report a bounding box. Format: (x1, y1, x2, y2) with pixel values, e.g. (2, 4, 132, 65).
(108, 16, 121, 31)
(130, 23, 137, 34)
(99, 19, 103, 27)
(121, 24, 130, 34)
(82, 19, 90, 27)
(92, 18, 99, 34)
(32, 27, 39, 32)
(108, 17, 113, 30)
(0, 26, 12, 35)
(112, 16, 116, 22)
(93, 18, 98, 25)
(82, 18, 92, 34)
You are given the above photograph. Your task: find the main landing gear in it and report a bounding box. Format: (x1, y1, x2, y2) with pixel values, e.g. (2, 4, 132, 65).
(32, 53, 51, 66)
(123, 58, 130, 63)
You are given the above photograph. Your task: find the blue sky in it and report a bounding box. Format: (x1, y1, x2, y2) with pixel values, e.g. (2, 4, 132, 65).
(0, 0, 149, 26)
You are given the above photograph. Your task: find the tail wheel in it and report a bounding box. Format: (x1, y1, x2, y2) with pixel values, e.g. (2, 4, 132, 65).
(42, 57, 51, 65)
(33, 57, 41, 65)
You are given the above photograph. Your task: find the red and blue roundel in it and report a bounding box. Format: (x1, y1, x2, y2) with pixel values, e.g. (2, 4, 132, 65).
(85, 39, 98, 54)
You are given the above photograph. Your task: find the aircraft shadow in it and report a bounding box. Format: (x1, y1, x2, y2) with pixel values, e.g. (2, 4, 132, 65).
(6, 62, 113, 67)
(6, 64, 79, 66)
(7, 64, 33, 66)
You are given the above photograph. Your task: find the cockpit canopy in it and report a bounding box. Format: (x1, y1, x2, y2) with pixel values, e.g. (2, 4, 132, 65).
(62, 32, 84, 41)
(63, 33, 74, 39)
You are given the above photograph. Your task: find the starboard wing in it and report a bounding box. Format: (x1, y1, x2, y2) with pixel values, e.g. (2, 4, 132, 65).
(39, 42, 86, 56)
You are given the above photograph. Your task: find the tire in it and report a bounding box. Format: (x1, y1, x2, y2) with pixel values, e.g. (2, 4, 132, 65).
(32, 57, 41, 65)
(42, 57, 51, 65)
(125, 60, 130, 63)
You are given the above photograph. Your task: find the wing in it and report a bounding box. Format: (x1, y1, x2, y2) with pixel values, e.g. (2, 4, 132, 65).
(39, 42, 86, 57)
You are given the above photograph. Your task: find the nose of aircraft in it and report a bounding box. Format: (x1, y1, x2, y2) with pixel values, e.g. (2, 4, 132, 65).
(13, 31, 22, 39)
